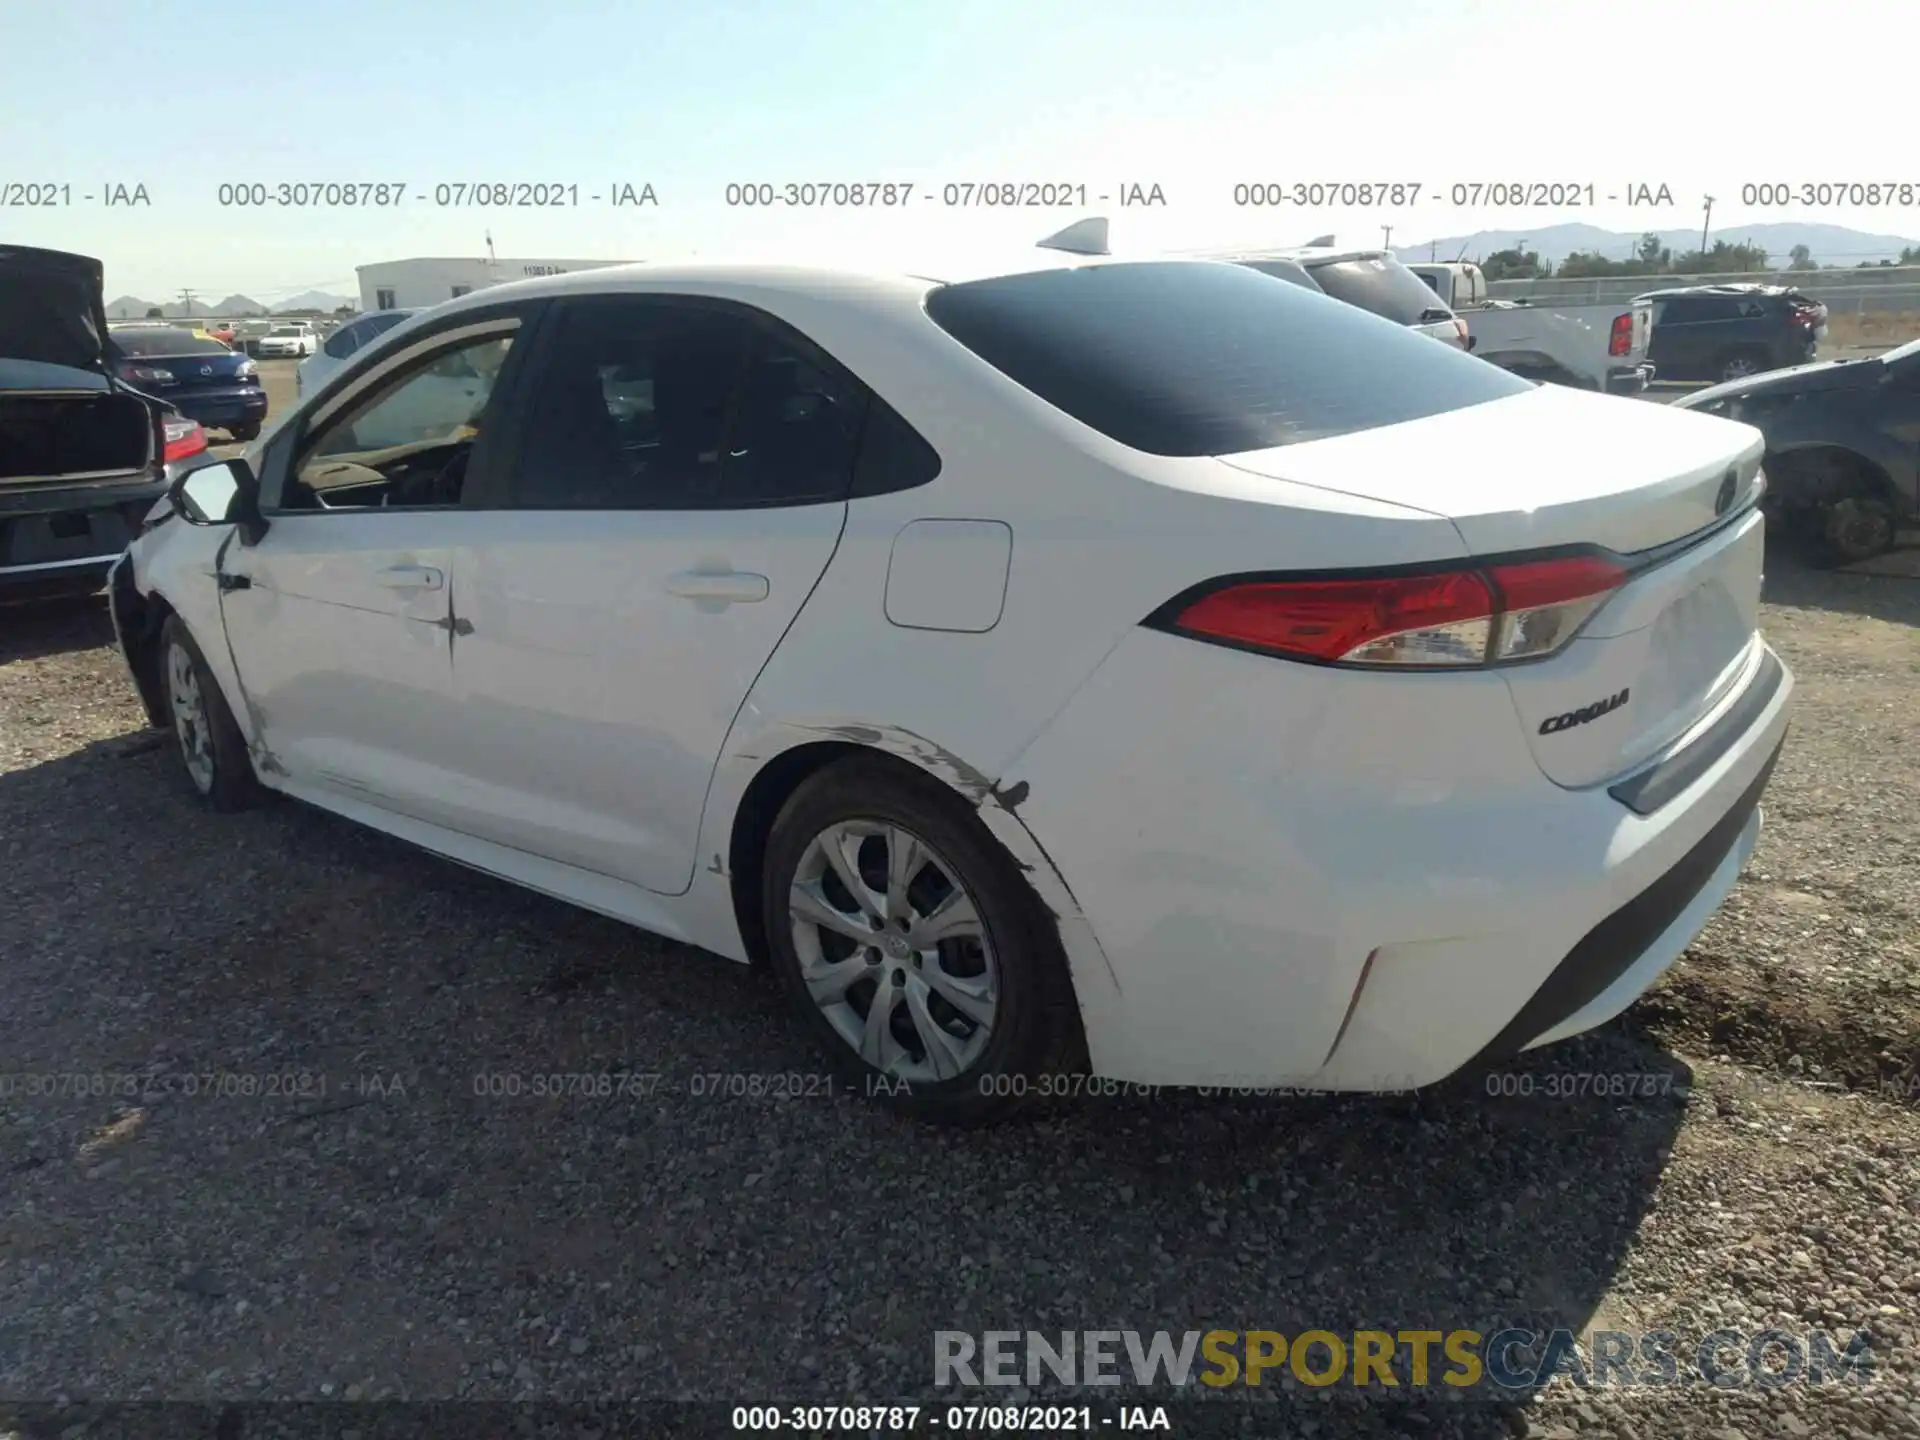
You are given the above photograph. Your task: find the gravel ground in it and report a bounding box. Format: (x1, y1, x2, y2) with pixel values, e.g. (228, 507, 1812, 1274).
(2, 537, 1918, 1440)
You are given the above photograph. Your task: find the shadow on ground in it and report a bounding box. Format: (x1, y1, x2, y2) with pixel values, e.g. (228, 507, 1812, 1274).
(0, 593, 116, 665)
(0, 730, 1701, 1434)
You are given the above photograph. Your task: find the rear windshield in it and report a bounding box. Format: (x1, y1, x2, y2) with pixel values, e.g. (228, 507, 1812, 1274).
(922, 261, 1529, 457)
(112, 329, 231, 357)
(1306, 257, 1454, 326)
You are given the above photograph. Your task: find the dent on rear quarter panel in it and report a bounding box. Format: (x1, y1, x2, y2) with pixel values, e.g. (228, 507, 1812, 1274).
(697, 718, 1130, 1065)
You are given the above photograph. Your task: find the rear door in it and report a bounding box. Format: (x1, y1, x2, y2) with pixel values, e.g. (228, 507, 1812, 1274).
(1649, 295, 1729, 378)
(442, 293, 859, 894)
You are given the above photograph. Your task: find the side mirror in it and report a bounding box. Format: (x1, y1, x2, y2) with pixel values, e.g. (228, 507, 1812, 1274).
(169, 458, 269, 544)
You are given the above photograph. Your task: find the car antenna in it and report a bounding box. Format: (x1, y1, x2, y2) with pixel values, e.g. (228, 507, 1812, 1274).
(1305, 234, 1335, 248)
(1037, 217, 1109, 255)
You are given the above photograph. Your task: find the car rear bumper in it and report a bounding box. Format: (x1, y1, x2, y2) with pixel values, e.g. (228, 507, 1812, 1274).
(0, 476, 167, 602)
(1606, 363, 1656, 394)
(1002, 627, 1793, 1090)
(170, 389, 268, 427)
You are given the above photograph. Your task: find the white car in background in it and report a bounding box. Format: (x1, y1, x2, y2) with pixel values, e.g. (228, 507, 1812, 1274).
(256, 323, 319, 358)
(109, 246, 1790, 1125)
(296, 308, 422, 398)
(1194, 240, 1473, 349)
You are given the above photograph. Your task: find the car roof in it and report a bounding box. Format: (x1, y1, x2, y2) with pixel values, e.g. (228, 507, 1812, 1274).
(1637, 283, 1790, 298)
(412, 251, 1211, 317)
(1176, 244, 1405, 268)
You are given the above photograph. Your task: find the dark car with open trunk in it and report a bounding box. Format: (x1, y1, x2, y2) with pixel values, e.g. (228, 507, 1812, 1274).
(0, 246, 210, 603)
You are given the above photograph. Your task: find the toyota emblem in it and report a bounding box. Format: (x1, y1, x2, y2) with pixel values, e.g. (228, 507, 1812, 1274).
(1714, 471, 1737, 516)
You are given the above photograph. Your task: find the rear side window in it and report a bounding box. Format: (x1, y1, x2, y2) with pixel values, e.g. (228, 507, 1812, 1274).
(509, 296, 871, 510)
(365, 311, 413, 339)
(322, 322, 364, 359)
(923, 261, 1531, 457)
(1307, 258, 1452, 325)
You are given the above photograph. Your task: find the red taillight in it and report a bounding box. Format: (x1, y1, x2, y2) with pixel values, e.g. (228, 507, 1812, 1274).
(1160, 555, 1628, 669)
(119, 362, 174, 385)
(162, 417, 208, 464)
(1608, 313, 1633, 357)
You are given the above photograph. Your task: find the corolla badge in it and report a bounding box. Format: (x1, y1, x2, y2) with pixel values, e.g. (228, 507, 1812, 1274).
(1539, 688, 1630, 736)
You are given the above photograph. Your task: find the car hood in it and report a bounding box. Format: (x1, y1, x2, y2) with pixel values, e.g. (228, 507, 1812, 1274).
(0, 245, 112, 372)
(1674, 357, 1878, 409)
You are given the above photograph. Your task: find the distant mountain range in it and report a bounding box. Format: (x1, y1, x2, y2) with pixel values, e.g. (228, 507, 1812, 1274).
(1397, 222, 1920, 268)
(103, 291, 356, 320)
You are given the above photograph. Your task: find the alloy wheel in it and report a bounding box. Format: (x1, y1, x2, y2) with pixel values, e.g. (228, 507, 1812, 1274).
(787, 819, 1000, 1082)
(166, 640, 216, 794)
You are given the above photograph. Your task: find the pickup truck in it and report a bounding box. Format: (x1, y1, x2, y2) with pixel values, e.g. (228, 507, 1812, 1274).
(1408, 262, 1655, 395)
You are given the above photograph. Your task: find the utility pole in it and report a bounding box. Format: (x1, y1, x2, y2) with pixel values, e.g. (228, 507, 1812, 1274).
(1381, 224, 1394, 250)
(177, 287, 197, 316)
(1700, 196, 1714, 256)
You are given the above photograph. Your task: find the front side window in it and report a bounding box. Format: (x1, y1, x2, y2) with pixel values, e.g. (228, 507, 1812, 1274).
(924, 261, 1530, 457)
(285, 332, 516, 511)
(509, 297, 868, 509)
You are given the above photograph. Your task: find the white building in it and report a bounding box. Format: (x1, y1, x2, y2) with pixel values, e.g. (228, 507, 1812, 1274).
(356, 256, 637, 312)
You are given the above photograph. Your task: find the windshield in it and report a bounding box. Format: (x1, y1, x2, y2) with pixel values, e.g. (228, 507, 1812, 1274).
(112, 329, 232, 357)
(923, 260, 1529, 457)
(269, 326, 303, 336)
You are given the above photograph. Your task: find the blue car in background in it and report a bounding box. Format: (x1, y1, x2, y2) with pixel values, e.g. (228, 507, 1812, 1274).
(107, 325, 269, 442)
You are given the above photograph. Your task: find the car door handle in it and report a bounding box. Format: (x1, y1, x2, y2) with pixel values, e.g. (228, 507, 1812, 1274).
(376, 564, 445, 591)
(665, 570, 769, 603)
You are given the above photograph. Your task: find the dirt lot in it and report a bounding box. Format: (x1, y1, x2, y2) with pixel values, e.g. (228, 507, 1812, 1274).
(3, 534, 1918, 1437)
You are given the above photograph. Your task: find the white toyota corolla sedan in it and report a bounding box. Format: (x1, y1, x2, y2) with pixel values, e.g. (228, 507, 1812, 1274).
(108, 246, 1792, 1124)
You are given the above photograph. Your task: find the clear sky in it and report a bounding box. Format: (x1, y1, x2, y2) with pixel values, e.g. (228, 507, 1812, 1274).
(3, 0, 1914, 303)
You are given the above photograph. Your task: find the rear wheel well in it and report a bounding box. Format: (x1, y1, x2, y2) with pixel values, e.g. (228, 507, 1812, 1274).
(726, 741, 867, 966)
(1766, 446, 1898, 510)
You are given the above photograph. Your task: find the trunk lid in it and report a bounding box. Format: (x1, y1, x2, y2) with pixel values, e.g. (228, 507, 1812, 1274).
(0, 245, 112, 372)
(1215, 382, 1764, 556)
(1213, 384, 1771, 790)
(1, 249, 160, 488)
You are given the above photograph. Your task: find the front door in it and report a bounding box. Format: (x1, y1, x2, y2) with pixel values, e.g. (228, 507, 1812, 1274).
(219, 319, 526, 821)
(442, 294, 865, 894)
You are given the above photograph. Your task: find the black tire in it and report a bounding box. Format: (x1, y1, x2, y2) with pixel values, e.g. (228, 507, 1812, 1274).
(761, 756, 1085, 1125)
(229, 423, 260, 442)
(1717, 347, 1769, 383)
(159, 614, 270, 811)
(1814, 493, 1899, 567)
